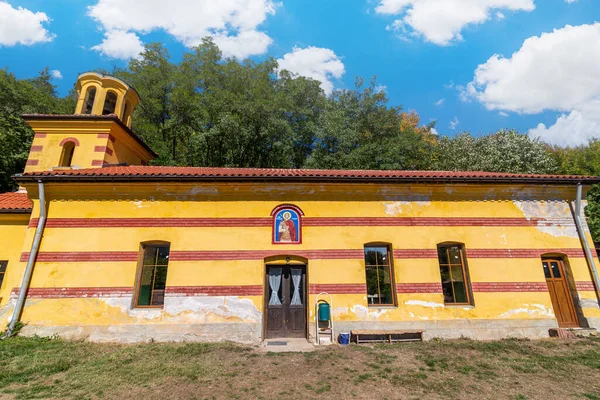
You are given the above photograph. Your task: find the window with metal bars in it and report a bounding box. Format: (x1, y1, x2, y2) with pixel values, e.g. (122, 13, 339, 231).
(135, 244, 170, 307)
(0, 261, 7, 289)
(364, 245, 396, 306)
(437, 243, 472, 305)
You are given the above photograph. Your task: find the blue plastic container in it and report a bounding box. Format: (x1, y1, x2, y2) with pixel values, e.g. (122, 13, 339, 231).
(318, 302, 330, 321)
(339, 332, 350, 346)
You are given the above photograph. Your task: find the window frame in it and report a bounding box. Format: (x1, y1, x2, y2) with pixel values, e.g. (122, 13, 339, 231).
(133, 242, 170, 309)
(364, 243, 397, 307)
(0, 261, 7, 290)
(437, 242, 473, 306)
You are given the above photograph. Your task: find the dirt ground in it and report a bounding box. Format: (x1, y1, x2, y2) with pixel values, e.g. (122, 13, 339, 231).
(0, 336, 599, 399)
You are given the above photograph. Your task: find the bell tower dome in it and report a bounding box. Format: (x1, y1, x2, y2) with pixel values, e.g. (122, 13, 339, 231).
(75, 72, 140, 128)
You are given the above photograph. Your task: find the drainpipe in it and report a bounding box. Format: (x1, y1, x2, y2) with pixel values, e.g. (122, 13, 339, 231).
(574, 183, 600, 302)
(3, 180, 47, 338)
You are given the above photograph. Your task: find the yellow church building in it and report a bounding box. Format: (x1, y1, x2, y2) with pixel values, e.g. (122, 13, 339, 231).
(0, 72, 599, 343)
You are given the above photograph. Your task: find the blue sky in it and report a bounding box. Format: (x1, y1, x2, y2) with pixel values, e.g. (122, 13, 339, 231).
(1, 0, 599, 146)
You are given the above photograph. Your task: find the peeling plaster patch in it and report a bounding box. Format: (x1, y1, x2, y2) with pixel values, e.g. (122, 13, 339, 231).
(186, 186, 219, 196)
(405, 300, 445, 308)
(333, 306, 349, 318)
(513, 200, 578, 237)
(499, 304, 554, 318)
(350, 305, 391, 319)
(383, 201, 431, 216)
(100, 296, 261, 323)
(579, 297, 600, 309)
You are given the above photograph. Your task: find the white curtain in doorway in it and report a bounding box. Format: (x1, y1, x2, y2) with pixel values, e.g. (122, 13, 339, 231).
(269, 268, 282, 305)
(291, 268, 302, 305)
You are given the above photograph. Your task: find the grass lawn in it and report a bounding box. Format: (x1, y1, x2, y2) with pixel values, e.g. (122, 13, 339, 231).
(0, 336, 599, 399)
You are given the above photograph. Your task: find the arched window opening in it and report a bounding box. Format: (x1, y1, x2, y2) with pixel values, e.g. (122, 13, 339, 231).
(102, 91, 118, 115)
(59, 141, 75, 167)
(122, 101, 130, 122)
(83, 87, 96, 114)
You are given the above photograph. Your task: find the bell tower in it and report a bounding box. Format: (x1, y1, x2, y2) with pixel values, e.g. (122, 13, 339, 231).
(21, 72, 156, 173)
(75, 72, 140, 128)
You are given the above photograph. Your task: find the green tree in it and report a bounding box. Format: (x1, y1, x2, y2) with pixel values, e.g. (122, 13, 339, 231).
(0, 68, 73, 192)
(552, 139, 600, 242)
(306, 77, 434, 170)
(435, 129, 559, 174)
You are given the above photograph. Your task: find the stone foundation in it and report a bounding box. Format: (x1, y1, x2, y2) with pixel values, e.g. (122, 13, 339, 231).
(19, 323, 263, 344)
(17, 318, 562, 344)
(309, 318, 559, 342)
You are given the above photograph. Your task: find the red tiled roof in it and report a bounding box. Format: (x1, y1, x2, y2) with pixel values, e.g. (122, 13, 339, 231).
(14, 166, 600, 185)
(0, 192, 32, 213)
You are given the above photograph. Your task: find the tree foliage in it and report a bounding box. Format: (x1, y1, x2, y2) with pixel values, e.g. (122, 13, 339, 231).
(434, 129, 559, 174)
(0, 40, 598, 240)
(0, 68, 74, 192)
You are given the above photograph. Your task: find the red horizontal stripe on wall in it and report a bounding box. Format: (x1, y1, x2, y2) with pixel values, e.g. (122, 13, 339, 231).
(472, 282, 548, 292)
(31, 217, 573, 229)
(34, 133, 47, 138)
(466, 249, 586, 258)
(12, 287, 133, 298)
(396, 283, 442, 293)
(169, 250, 364, 261)
(20, 252, 138, 262)
(22, 248, 588, 263)
(166, 286, 262, 296)
(576, 281, 597, 291)
(393, 249, 439, 258)
(30, 145, 43, 152)
(30, 217, 272, 228)
(91, 160, 104, 166)
(309, 284, 367, 294)
(97, 134, 115, 142)
(94, 146, 108, 152)
(21, 249, 363, 262)
(304, 217, 543, 227)
(26, 160, 39, 166)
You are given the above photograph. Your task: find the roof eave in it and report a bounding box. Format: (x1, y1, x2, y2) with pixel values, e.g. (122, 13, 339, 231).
(12, 174, 600, 186)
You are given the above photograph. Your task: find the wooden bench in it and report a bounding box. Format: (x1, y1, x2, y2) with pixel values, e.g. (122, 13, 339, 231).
(351, 330, 423, 344)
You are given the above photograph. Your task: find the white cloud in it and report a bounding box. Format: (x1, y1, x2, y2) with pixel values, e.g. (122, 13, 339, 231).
(529, 101, 600, 146)
(449, 116, 460, 130)
(0, 2, 54, 46)
(430, 127, 439, 135)
(92, 30, 144, 59)
(50, 70, 62, 79)
(499, 111, 508, 117)
(375, 84, 388, 93)
(277, 46, 345, 95)
(462, 23, 600, 146)
(87, 0, 277, 59)
(435, 98, 445, 106)
(375, 0, 534, 45)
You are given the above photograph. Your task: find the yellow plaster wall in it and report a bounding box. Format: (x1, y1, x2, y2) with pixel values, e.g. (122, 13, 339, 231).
(13, 181, 600, 331)
(0, 214, 31, 305)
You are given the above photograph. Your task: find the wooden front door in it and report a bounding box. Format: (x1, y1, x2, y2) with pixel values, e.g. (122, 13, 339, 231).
(266, 265, 307, 338)
(542, 259, 579, 328)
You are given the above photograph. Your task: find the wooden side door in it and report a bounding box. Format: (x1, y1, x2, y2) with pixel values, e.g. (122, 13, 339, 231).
(266, 266, 307, 338)
(542, 259, 579, 328)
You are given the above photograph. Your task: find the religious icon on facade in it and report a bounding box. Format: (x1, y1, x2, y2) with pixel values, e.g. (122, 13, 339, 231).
(272, 206, 302, 244)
